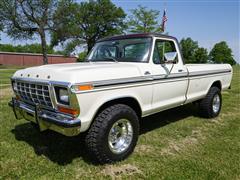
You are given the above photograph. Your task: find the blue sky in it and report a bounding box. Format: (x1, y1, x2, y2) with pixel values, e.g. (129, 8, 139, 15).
(0, 0, 239, 63)
(113, 0, 239, 63)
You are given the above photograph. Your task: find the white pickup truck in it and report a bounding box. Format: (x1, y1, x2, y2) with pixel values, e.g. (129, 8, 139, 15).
(9, 33, 232, 163)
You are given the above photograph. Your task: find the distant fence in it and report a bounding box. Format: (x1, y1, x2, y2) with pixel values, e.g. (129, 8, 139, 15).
(0, 52, 77, 66)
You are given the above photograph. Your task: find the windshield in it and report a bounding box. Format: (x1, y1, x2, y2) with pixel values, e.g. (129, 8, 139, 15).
(87, 37, 152, 62)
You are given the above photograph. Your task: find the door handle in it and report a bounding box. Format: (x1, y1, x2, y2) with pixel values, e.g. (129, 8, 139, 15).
(144, 71, 151, 75)
(178, 69, 184, 72)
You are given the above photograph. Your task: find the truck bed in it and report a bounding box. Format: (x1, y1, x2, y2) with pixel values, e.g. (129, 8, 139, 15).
(185, 63, 232, 103)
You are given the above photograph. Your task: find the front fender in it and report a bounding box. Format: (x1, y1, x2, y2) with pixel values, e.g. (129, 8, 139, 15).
(76, 89, 146, 132)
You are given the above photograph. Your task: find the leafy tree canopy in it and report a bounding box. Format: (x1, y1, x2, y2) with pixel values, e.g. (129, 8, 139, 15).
(209, 41, 236, 65)
(0, 21, 3, 40)
(180, 37, 199, 63)
(128, 5, 162, 33)
(193, 47, 208, 64)
(51, 0, 126, 54)
(77, 51, 88, 62)
(0, 21, 2, 31)
(0, 0, 71, 64)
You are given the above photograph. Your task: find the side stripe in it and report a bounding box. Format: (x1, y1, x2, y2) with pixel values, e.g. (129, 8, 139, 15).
(93, 69, 231, 87)
(73, 69, 231, 93)
(188, 69, 231, 77)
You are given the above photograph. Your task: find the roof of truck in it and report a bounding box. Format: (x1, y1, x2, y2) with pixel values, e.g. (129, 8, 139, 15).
(97, 33, 178, 42)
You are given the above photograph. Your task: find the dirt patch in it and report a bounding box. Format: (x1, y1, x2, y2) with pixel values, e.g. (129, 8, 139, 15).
(160, 129, 204, 156)
(135, 144, 154, 154)
(211, 118, 225, 126)
(102, 164, 142, 178)
(222, 91, 230, 95)
(0, 88, 13, 99)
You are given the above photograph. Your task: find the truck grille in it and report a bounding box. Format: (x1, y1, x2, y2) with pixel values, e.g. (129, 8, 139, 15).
(14, 80, 53, 108)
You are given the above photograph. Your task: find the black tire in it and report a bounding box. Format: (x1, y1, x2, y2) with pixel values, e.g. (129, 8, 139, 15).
(30, 122, 39, 130)
(85, 104, 139, 164)
(199, 86, 222, 118)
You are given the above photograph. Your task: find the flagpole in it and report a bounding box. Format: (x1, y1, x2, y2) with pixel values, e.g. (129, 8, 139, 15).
(161, 9, 167, 33)
(163, 1, 167, 33)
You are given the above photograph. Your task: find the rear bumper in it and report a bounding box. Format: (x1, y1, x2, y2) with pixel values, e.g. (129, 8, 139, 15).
(9, 98, 81, 136)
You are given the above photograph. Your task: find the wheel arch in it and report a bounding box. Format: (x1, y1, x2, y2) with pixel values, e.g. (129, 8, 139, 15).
(84, 96, 142, 132)
(210, 80, 222, 91)
(94, 96, 142, 119)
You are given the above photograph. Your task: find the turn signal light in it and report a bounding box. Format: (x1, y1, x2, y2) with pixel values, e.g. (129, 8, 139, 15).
(58, 106, 80, 116)
(76, 84, 93, 91)
(16, 95, 20, 100)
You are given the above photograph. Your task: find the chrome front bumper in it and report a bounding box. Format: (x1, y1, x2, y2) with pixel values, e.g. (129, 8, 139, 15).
(9, 98, 81, 136)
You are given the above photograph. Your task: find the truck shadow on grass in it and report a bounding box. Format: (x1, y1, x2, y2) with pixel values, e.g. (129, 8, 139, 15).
(11, 104, 199, 165)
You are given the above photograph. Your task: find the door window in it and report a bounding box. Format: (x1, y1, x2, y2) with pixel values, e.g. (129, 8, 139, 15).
(153, 40, 178, 64)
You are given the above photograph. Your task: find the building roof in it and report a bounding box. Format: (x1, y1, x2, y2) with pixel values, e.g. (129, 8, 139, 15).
(97, 33, 178, 42)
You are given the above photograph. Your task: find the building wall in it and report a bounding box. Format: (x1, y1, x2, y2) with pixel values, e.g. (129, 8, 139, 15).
(0, 52, 77, 66)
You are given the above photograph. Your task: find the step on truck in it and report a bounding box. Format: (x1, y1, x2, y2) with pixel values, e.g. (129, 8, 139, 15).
(9, 33, 233, 163)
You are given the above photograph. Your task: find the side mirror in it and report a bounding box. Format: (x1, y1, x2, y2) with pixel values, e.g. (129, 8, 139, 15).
(164, 52, 177, 63)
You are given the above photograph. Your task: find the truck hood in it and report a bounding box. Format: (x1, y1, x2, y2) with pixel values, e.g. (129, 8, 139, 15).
(13, 62, 142, 83)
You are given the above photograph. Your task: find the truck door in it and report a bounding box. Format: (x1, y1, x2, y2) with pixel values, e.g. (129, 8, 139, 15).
(150, 38, 188, 112)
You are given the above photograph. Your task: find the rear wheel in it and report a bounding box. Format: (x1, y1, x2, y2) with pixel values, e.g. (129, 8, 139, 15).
(199, 87, 222, 118)
(85, 104, 139, 164)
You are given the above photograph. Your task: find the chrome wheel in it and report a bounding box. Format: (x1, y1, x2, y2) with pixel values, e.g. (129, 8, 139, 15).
(212, 94, 221, 113)
(108, 119, 133, 154)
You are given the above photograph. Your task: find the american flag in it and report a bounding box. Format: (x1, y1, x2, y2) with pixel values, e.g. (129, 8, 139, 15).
(161, 9, 168, 32)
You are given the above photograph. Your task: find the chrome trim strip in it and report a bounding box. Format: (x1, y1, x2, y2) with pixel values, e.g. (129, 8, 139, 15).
(188, 72, 231, 80)
(72, 69, 231, 93)
(94, 76, 153, 87)
(188, 69, 231, 77)
(12, 69, 231, 96)
(152, 72, 188, 80)
(11, 77, 70, 86)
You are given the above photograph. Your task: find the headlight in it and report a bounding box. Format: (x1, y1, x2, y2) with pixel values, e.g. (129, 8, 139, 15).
(12, 81, 18, 91)
(55, 87, 70, 106)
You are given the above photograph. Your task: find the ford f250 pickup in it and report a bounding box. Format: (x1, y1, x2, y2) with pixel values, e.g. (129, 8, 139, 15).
(9, 33, 233, 163)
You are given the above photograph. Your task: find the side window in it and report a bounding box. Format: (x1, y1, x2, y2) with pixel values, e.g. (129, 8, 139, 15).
(153, 40, 178, 64)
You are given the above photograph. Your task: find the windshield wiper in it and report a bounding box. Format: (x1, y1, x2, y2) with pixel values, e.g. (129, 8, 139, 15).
(85, 59, 92, 62)
(86, 57, 118, 62)
(102, 57, 118, 62)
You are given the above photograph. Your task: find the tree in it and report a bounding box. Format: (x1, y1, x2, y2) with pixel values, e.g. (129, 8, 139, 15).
(51, 0, 126, 53)
(0, 0, 70, 64)
(209, 41, 236, 65)
(0, 22, 2, 32)
(127, 5, 162, 33)
(180, 38, 198, 63)
(0, 20, 3, 40)
(77, 51, 88, 62)
(194, 47, 208, 63)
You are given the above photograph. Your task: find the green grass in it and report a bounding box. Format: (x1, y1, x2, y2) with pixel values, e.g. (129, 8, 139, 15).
(0, 66, 239, 179)
(0, 66, 26, 88)
(0, 69, 18, 86)
(0, 65, 27, 69)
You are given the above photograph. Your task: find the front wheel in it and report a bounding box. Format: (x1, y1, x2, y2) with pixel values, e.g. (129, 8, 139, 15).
(199, 87, 222, 118)
(85, 104, 139, 164)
